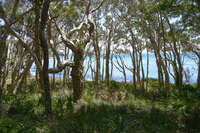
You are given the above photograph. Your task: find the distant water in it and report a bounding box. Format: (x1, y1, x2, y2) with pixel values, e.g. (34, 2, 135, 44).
(30, 53, 198, 83)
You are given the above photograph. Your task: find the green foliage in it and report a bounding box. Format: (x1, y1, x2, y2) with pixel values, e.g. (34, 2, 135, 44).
(1, 80, 200, 133)
(182, 84, 200, 98)
(23, 79, 38, 93)
(54, 95, 74, 117)
(77, 41, 85, 49)
(110, 80, 125, 91)
(158, 0, 200, 34)
(158, 0, 175, 11)
(7, 95, 35, 115)
(0, 94, 40, 133)
(0, 117, 37, 133)
(83, 81, 96, 103)
(104, 113, 135, 132)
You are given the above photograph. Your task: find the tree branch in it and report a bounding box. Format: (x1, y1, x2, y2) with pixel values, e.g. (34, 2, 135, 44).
(48, 59, 74, 73)
(68, 22, 88, 39)
(54, 22, 77, 52)
(7, 27, 42, 71)
(90, 0, 105, 13)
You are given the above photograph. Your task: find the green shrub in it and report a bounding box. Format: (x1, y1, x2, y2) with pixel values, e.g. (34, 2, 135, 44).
(7, 95, 35, 116)
(85, 81, 95, 89)
(24, 79, 38, 93)
(0, 118, 16, 133)
(54, 95, 74, 117)
(110, 80, 123, 91)
(0, 117, 37, 133)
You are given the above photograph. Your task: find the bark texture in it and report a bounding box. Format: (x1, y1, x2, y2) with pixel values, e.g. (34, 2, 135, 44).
(39, 0, 52, 118)
(71, 49, 84, 102)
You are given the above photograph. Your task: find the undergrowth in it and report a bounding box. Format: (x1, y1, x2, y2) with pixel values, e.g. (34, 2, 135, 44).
(0, 79, 200, 133)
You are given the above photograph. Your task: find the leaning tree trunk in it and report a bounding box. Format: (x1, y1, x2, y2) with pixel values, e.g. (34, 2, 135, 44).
(71, 49, 84, 102)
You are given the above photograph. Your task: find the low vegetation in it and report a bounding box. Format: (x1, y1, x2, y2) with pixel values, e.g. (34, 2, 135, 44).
(0, 79, 199, 133)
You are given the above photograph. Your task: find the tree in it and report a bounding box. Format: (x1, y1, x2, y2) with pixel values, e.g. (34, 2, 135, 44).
(53, 0, 105, 102)
(0, 0, 20, 117)
(39, 0, 52, 118)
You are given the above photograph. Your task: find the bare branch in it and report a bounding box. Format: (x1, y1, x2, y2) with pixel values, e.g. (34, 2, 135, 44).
(7, 27, 42, 71)
(68, 22, 88, 38)
(55, 22, 77, 52)
(113, 62, 123, 73)
(86, 0, 91, 15)
(48, 60, 74, 73)
(90, 0, 105, 13)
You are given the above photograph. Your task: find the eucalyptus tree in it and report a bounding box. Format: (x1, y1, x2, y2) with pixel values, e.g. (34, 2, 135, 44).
(38, 0, 52, 118)
(51, 0, 105, 102)
(0, 0, 25, 117)
(92, 12, 102, 90)
(114, 50, 128, 84)
(105, 17, 113, 89)
(159, 0, 200, 89)
(1, 0, 55, 117)
(112, 0, 146, 90)
(112, 0, 172, 93)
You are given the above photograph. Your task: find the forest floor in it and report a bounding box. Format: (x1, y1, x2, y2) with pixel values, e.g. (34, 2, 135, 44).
(0, 79, 200, 133)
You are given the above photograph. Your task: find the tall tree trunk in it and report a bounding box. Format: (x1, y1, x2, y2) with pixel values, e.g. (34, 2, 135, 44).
(102, 57, 105, 80)
(132, 52, 137, 90)
(129, 29, 137, 90)
(34, 0, 45, 104)
(110, 53, 114, 81)
(63, 46, 67, 86)
(146, 49, 149, 91)
(52, 56, 56, 88)
(164, 14, 183, 94)
(93, 28, 101, 90)
(0, 85, 2, 117)
(0, 33, 8, 117)
(71, 49, 84, 102)
(160, 11, 170, 91)
(0, 1, 20, 116)
(139, 50, 145, 90)
(39, 0, 52, 118)
(136, 52, 141, 87)
(106, 30, 112, 88)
